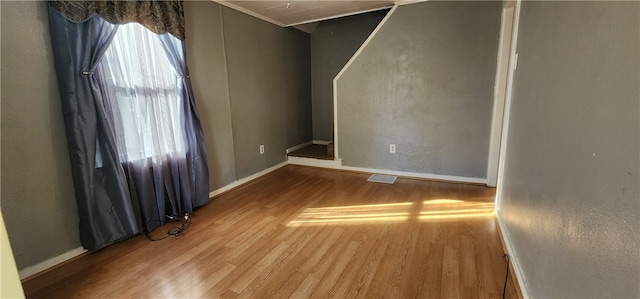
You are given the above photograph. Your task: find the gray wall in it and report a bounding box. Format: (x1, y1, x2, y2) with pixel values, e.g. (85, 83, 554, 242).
(1, 1, 312, 271)
(311, 10, 387, 141)
(222, 7, 312, 179)
(185, 2, 312, 185)
(337, 1, 501, 178)
(498, 2, 640, 298)
(284, 29, 313, 148)
(1, 1, 80, 269)
(185, 2, 237, 190)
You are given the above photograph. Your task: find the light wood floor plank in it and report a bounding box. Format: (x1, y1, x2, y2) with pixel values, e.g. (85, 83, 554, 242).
(21, 165, 520, 298)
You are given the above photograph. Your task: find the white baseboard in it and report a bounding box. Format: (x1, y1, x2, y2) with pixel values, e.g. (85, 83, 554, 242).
(286, 141, 313, 154)
(286, 156, 486, 185)
(340, 165, 487, 185)
(312, 140, 333, 145)
(287, 156, 344, 168)
(209, 162, 288, 198)
(496, 214, 530, 299)
(19, 246, 87, 280)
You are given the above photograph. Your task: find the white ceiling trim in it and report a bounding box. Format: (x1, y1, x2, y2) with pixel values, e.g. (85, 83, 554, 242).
(394, 0, 429, 6)
(286, 5, 393, 27)
(212, 0, 396, 28)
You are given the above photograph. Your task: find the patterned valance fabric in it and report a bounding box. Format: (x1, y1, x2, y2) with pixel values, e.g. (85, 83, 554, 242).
(48, 1, 185, 40)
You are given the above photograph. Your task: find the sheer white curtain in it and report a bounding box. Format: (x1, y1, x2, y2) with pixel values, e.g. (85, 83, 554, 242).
(49, 2, 210, 245)
(96, 23, 186, 164)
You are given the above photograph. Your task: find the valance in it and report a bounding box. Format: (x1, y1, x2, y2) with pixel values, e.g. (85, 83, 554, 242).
(48, 1, 185, 40)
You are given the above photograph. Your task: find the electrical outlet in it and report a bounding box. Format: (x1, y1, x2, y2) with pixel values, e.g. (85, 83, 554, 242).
(390, 144, 396, 153)
(260, 145, 265, 154)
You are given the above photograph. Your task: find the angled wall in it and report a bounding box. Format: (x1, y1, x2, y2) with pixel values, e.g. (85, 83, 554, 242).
(336, 1, 502, 179)
(497, 2, 640, 298)
(311, 10, 387, 141)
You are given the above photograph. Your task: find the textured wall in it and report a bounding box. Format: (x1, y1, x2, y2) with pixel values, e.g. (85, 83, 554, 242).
(337, 1, 501, 178)
(223, 7, 287, 178)
(283, 29, 313, 148)
(1, 1, 80, 269)
(185, 2, 237, 190)
(187, 2, 312, 182)
(498, 2, 640, 298)
(310, 10, 387, 141)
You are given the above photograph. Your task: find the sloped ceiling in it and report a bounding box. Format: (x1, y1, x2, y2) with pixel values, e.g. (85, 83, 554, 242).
(214, 1, 395, 27)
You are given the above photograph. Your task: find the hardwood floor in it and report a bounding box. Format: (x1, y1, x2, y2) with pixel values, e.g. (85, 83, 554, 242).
(22, 165, 519, 298)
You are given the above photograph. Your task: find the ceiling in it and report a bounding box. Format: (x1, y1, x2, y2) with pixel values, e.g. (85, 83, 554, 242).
(214, 1, 396, 29)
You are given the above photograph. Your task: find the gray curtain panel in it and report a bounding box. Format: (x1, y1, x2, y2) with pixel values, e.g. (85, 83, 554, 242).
(47, 6, 140, 250)
(158, 34, 210, 210)
(47, 3, 209, 250)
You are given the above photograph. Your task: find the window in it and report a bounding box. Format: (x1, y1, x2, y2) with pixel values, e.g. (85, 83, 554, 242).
(97, 23, 186, 163)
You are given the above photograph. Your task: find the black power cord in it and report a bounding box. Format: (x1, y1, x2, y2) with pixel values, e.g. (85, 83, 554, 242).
(144, 213, 192, 241)
(502, 253, 510, 299)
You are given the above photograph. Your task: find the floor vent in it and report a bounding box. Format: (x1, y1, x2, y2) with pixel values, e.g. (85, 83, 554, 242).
(367, 174, 397, 184)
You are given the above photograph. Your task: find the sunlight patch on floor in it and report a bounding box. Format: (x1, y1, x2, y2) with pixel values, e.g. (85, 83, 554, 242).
(287, 202, 413, 226)
(287, 200, 495, 226)
(419, 199, 494, 222)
